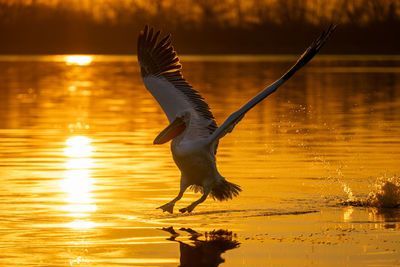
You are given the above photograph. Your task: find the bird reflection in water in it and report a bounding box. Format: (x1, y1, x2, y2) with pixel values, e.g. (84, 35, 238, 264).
(161, 227, 240, 267)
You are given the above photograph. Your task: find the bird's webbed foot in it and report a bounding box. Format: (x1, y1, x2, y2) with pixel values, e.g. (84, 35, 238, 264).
(157, 202, 175, 214)
(179, 204, 196, 213)
(180, 191, 210, 213)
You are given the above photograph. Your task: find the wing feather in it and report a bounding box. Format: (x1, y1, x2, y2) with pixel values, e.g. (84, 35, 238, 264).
(207, 24, 336, 145)
(137, 25, 218, 139)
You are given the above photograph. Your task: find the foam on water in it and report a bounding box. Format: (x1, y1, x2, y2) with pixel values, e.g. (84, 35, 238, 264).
(341, 176, 400, 208)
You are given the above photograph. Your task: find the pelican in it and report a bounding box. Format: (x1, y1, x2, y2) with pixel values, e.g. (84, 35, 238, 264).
(137, 25, 335, 213)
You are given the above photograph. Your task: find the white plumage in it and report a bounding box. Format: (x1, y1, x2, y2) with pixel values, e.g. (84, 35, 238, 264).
(137, 25, 335, 213)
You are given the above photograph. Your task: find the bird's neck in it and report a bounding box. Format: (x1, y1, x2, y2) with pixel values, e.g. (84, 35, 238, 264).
(171, 127, 187, 146)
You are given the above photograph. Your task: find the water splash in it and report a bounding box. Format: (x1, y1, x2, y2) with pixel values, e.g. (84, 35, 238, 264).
(341, 183, 355, 202)
(366, 176, 400, 208)
(340, 176, 400, 208)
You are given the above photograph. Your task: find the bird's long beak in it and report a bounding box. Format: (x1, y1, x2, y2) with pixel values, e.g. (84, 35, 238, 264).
(153, 117, 186, 145)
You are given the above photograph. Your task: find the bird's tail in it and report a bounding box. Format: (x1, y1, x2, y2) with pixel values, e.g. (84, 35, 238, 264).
(210, 179, 241, 201)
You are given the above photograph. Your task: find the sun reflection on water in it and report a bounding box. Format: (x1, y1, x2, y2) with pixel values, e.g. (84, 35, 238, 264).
(64, 55, 93, 66)
(61, 136, 97, 229)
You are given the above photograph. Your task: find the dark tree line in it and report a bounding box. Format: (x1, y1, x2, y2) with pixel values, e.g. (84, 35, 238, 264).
(0, 0, 399, 54)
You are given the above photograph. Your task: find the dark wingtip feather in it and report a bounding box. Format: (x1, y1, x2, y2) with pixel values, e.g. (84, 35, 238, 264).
(143, 25, 149, 40)
(147, 27, 153, 43)
(149, 30, 161, 51)
(281, 24, 336, 81)
(137, 26, 181, 76)
(314, 23, 337, 52)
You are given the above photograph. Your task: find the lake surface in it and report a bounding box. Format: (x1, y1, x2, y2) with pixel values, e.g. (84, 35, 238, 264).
(0, 55, 399, 266)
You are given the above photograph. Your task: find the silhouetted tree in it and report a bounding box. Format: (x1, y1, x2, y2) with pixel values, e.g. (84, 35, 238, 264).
(0, 0, 399, 54)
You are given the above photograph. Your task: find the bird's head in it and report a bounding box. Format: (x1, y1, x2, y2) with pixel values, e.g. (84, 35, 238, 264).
(153, 111, 191, 145)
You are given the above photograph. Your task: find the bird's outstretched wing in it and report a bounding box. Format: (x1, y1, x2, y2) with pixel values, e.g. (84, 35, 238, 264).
(207, 24, 336, 145)
(138, 25, 217, 141)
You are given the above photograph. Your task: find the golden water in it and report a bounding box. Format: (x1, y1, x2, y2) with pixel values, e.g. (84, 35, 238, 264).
(0, 55, 399, 266)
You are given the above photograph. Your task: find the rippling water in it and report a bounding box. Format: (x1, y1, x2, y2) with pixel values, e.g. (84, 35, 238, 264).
(0, 55, 400, 266)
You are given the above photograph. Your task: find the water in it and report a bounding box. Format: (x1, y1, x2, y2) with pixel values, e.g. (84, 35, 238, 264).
(0, 55, 400, 266)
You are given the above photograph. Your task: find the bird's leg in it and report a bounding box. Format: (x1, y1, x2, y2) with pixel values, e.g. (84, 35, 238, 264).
(157, 190, 184, 214)
(157, 182, 188, 214)
(179, 189, 210, 213)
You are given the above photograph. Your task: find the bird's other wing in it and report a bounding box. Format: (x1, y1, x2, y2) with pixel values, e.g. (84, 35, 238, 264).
(137, 25, 217, 140)
(207, 24, 336, 145)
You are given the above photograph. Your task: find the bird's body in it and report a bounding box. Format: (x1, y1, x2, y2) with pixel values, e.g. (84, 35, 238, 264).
(172, 138, 216, 187)
(137, 25, 335, 213)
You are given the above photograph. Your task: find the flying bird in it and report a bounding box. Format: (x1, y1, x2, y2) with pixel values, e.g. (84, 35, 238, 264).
(137, 25, 335, 213)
